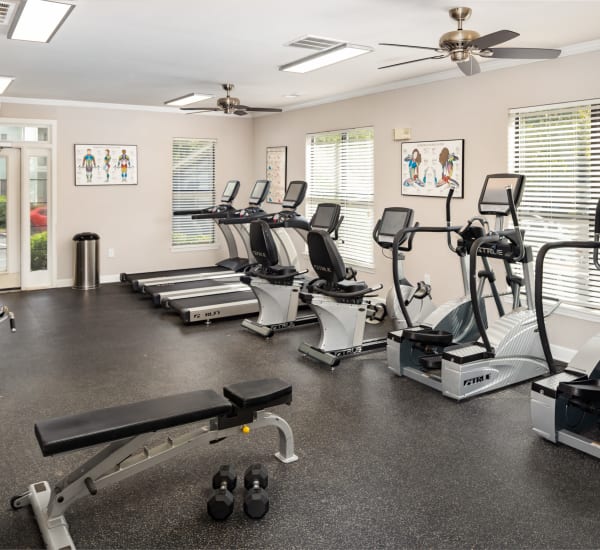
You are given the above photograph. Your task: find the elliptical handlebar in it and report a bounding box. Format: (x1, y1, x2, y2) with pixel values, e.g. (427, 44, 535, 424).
(535, 240, 600, 374)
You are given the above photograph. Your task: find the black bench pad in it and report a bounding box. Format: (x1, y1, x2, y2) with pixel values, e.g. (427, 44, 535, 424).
(224, 378, 292, 409)
(35, 390, 232, 456)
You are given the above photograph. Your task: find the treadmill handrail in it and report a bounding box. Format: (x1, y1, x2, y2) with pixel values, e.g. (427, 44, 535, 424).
(535, 240, 600, 374)
(218, 211, 271, 225)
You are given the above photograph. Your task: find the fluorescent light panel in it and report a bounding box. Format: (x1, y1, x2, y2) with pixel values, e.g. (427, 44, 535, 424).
(164, 93, 212, 107)
(279, 43, 372, 73)
(0, 76, 15, 94)
(9, 0, 75, 43)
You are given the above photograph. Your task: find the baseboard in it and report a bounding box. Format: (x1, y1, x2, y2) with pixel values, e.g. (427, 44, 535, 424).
(55, 274, 120, 288)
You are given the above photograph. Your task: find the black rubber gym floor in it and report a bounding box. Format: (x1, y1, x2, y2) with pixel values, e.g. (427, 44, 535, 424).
(1, 284, 600, 549)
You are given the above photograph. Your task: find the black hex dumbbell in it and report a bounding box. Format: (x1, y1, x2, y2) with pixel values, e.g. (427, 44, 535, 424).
(243, 464, 269, 519)
(207, 465, 236, 520)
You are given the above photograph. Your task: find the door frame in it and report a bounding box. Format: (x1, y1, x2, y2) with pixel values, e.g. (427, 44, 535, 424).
(0, 118, 57, 289)
(0, 147, 21, 289)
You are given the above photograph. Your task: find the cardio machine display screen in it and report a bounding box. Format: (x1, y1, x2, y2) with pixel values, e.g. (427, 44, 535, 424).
(311, 205, 338, 230)
(222, 180, 238, 201)
(282, 181, 305, 207)
(380, 210, 410, 236)
(479, 174, 524, 215)
(250, 180, 268, 202)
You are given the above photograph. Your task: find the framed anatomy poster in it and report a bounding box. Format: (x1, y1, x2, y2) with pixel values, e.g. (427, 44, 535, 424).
(401, 139, 464, 198)
(266, 146, 287, 204)
(75, 144, 138, 186)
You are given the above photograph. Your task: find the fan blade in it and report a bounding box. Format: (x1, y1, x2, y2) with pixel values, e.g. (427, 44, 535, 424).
(379, 43, 442, 52)
(240, 107, 283, 112)
(234, 110, 248, 116)
(487, 47, 561, 59)
(472, 30, 519, 49)
(378, 54, 447, 70)
(180, 107, 221, 111)
(457, 56, 481, 76)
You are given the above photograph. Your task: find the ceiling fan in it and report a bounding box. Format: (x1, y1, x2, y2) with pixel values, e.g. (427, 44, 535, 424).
(181, 83, 282, 116)
(379, 7, 561, 76)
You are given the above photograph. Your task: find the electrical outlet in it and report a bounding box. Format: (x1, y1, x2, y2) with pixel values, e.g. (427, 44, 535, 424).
(108, 248, 115, 258)
(424, 273, 431, 285)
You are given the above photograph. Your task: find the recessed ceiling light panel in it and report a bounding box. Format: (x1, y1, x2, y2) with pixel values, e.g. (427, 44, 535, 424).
(279, 43, 372, 73)
(165, 93, 213, 106)
(8, 0, 75, 43)
(0, 76, 15, 94)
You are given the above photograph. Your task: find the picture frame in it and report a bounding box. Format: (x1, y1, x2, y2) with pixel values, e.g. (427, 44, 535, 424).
(266, 145, 287, 204)
(401, 139, 464, 198)
(75, 144, 138, 186)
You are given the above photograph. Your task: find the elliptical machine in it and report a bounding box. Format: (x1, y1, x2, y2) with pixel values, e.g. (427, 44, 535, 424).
(530, 199, 600, 459)
(387, 186, 501, 380)
(388, 175, 537, 400)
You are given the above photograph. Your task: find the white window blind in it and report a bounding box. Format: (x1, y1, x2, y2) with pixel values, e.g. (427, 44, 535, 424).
(172, 138, 216, 247)
(509, 100, 600, 309)
(305, 127, 375, 269)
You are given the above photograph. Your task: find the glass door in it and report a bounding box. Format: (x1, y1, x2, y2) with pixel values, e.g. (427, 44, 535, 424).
(0, 148, 21, 289)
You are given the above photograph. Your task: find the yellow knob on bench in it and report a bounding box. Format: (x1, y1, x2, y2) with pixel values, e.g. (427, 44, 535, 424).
(242, 425, 250, 434)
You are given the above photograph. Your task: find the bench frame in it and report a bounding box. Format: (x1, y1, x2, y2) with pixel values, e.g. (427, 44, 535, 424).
(12, 409, 297, 550)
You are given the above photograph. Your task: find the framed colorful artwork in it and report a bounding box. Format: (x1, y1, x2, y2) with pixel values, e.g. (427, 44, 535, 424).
(266, 146, 287, 204)
(75, 144, 137, 186)
(401, 139, 464, 198)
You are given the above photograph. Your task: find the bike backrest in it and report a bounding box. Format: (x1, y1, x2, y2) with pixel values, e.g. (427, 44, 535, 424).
(250, 220, 279, 267)
(307, 230, 346, 285)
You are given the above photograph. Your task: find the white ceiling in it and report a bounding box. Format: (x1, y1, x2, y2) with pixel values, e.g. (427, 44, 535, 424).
(1, 0, 600, 112)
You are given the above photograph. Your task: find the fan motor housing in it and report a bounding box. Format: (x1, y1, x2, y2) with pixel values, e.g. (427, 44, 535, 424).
(439, 29, 480, 50)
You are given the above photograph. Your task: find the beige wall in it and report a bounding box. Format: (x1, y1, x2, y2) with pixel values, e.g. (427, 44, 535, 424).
(0, 103, 255, 281)
(2, 50, 599, 350)
(252, 50, 600, 350)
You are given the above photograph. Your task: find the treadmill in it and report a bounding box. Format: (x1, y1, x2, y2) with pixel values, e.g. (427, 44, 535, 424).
(166, 181, 309, 324)
(143, 180, 271, 306)
(120, 180, 264, 292)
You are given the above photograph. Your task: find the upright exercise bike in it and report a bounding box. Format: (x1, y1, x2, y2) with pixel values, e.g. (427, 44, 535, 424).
(374, 207, 435, 329)
(531, 199, 600, 459)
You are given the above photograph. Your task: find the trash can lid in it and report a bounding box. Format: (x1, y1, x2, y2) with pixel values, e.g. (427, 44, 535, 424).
(73, 232, 100, 241)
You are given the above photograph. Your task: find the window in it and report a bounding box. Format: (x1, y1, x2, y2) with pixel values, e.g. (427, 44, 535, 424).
(172, 138, 216, 247)
(509, 99, 600, 309)
(305, 127, 375, 269)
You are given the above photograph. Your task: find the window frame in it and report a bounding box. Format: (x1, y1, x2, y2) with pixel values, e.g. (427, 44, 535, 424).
(305, 126, 375, 270)
(171, 137, 217, 251)
(508, 98, 600, 315)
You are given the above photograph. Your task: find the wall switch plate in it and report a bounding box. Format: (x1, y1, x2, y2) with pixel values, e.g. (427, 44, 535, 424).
(108, 248, 115, 258)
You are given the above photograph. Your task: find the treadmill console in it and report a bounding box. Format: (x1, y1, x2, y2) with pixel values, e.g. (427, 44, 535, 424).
(248, 179, 271, 206)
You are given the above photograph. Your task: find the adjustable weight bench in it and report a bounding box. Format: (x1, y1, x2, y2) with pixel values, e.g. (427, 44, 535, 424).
(11, 378, 298, 550)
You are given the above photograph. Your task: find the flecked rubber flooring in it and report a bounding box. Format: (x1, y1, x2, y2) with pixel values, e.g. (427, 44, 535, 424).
(1, 283, 599, 549)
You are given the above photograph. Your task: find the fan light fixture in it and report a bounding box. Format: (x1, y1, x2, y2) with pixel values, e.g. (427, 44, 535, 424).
(279, 43, 372, 73)
(165, 93, 213, 107)
(0, 76, 15, 94)
(8, 0, 75, 43)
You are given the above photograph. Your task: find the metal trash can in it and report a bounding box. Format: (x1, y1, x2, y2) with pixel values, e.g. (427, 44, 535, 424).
(73, 232, 100, 290)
